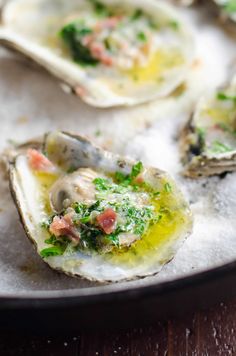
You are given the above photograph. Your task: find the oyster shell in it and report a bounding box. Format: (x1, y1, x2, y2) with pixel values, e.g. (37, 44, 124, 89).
(0, 0, 193, 107)
(213, 0, 236, 23)
(6, 131, 192, 282)
(170, 0, 196, 5)
(180, 76, 236, 178)
(174, 0, 236, 24)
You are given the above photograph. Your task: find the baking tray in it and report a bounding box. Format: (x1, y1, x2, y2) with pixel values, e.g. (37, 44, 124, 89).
(1, 1, 236, 332)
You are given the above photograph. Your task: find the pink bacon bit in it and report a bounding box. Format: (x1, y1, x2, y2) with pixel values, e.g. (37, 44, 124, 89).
(27, 149, 54, 172)
(49, 215, 80, 242)
(95, 16, 122, 31)
(97, 208, 117, 235)
(75, 85, 87, 98)
(134, 174, 145, 184)
(82, 34, 94, 47)
(89, 42, 113, 66)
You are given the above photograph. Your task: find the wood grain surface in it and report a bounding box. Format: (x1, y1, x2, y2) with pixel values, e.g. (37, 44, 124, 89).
(0, 299, 236, 356)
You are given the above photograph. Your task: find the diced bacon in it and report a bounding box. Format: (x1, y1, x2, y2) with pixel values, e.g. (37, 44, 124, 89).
(140, 42, 151, 56)
(27, 149, 54, 172)
(89, 42, 113, 66)
(214, 124, 225, 132)
(100, 55, 113, 66)
(134, 174, 144, 184)
(97, 208, 117, 235)
(49, 215, 80, 241)
(90, 42, 104, 58)
(82, 34, 94, 46)
(75, 85, 87, 98)
(95, 16, 122, 31)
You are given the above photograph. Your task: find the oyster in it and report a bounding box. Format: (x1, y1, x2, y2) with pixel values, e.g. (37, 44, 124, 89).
(7, 131, 192, 282)
(180, 76, 236, 178)
(174, 0, 236, 24)
(0, 0, 193, 107)
(213, 0, 236, 23)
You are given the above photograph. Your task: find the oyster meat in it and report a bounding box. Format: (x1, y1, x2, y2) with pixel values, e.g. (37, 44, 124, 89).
(0, 0, 193, 107)
(180, 76, 236, 177)
(6, 131, 192, 282)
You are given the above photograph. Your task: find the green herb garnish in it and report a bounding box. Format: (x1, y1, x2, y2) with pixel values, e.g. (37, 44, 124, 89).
(40, 246, 66, 257)
(67, 166, 77, 174)
(164, 182, 172, 193)
(130, 161, 144, 179)
(137, 31, 147, 42)
(60, 23, 99, 66)
(169, 20, 179, 30)
(95, 129, 102, 137)
(217, 92, 236, 102)
(44, 235, 58, 245)
(132, 9, 143, 20)
(93, 177, 110, 191)
(223, 0, 236, 14)
(114, 161, 143, 187)
(208, 140, 233, 154)
(88, 0, 107, 14)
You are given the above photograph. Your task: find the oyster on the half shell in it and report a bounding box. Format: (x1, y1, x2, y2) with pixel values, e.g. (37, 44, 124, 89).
(0, 0, 193, 107)
(173, 0, 236, 24)
(6, 131, 192, 282)
(180, 76, 236, 178)
(213, 0, 236, 23)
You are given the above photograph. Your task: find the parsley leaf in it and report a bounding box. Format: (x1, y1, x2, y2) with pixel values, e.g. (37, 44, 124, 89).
(208, 140, 233, 154)
(169, 20, 179, 30)
(224, 0, 236, 14)
(164, 182, 172, 193)
(137, 32, 147, 42)
(60, 23, 99, 66)
(88, 0, 109, 15)
(130, 161, 144, 179)
(40, 246, 65, 258)
(93, 177, 110, 191)
(132, 9, 143, 20)
(217, 92, 236, 102)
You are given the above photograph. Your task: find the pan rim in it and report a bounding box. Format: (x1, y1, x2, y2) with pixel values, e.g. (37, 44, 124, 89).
(0, 259, 235, 308)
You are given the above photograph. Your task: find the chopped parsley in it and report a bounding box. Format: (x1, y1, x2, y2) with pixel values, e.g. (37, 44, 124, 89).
(137, 31, 147, 42)
(208, 140, 233, 154)
(40, 162, 166, 257)
(88, 0, 107, 15)
(164, 182, 172, 193)
(40, 246, 65, 257)
(130, 161, 143, 179)
(67, 166, 77, 174)
(223, 0, 236, 14)
(40, 235, 71, 257)
(169, 20, 179, 30)
(93, 177, 110, 191)
(60, 23, 99, 66)
(115, 161, 144, 187)
(196, 127, 206, 141)
(217, 92, 236, 102)
(95, 129, 101, 137)
(131, 9, 144, 21)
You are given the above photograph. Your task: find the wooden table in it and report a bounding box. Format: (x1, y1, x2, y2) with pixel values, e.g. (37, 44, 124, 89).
(0, 298, 235, 355)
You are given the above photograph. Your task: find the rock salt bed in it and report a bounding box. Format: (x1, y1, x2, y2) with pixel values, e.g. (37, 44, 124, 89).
(0, 4, 236, 293)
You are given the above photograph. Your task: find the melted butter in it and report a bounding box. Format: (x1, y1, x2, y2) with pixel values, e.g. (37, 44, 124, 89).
(33, 171, 190, 268)
(202, 107, 235, 125)
(106, 184, 190, 268)
(33, 171, 59, 215)
(124, 49, 184, 83)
